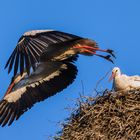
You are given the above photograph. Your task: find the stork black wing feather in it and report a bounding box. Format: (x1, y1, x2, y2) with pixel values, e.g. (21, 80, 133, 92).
(26, 47, 36, 71)
(20, 50, 24, 76)
(1, 106, 12, 127)
(24, 49, 30, 75)
(14, 48, 20, 77)
(7, 49, 17, 74)
(5, 48, 16, 69)
(8, 107, 17, 126)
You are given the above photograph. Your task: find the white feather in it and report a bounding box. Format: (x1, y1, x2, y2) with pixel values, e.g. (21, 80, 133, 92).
(23, 29, 54, 36)
(4, 87, 26, 103)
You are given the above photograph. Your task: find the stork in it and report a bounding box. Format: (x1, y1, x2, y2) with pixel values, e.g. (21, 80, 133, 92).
(0, 30, 115, 126)
(110, 67, 140, 91)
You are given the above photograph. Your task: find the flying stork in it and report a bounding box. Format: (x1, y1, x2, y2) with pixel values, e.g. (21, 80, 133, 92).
(0, 30, 115, 126)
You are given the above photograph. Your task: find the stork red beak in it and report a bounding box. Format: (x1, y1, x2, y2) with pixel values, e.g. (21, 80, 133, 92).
(109, 72, 115, 81)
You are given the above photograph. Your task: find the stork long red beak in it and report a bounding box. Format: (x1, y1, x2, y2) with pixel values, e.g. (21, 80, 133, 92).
(109, 72, 115, 81)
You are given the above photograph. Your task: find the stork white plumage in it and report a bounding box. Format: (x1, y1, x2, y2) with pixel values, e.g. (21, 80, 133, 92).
(110, 67, 140, 91)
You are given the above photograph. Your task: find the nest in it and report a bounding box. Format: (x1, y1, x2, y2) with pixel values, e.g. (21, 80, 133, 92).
(55, 89, 140, 140)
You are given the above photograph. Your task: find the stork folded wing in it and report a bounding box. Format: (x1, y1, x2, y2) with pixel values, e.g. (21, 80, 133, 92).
(0, 62, 77, 126)
(5, 30, 81, 77)
(129, 76, 140, 81)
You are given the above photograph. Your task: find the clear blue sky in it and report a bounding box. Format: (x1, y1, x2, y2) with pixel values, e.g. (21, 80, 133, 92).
(0, 0, 140, 139)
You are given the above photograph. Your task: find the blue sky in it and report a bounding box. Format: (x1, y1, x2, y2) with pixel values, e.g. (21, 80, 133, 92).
(0, 0, 140, 139)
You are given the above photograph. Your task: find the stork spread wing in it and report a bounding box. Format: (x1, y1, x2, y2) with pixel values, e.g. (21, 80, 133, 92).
(0, 62, 77, 127)
(5, 30, 81, 77)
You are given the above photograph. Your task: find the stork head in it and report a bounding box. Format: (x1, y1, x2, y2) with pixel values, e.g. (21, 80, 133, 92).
(109, 67, 121, 81)
(73, 39, 115, 63)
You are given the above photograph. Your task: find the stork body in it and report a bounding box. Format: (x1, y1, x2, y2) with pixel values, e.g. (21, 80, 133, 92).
(0, 30, 115, 126)
(110, 67, 140, 91)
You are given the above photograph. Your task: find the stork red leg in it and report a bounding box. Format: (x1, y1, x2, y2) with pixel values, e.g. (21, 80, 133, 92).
(74, 45, 115, 58)
(73, 45, 98, 50)
(80, 49, 113, 63)
(74, 45, 110, 52)
(80, 49, 96, 54)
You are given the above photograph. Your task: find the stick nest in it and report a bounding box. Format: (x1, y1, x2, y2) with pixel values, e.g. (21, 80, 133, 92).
(55, 89, 140, 140)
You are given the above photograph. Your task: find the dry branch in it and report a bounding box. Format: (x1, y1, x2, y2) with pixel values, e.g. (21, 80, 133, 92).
(55, 89, 140, 140)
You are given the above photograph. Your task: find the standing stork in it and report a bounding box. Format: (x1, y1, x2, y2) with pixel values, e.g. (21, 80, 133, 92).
(0, 30, 115, 126)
